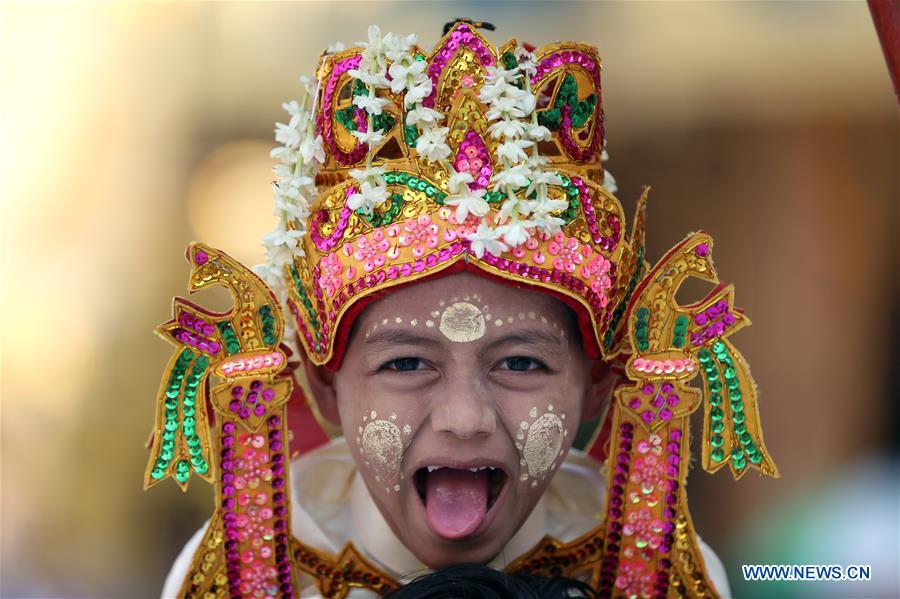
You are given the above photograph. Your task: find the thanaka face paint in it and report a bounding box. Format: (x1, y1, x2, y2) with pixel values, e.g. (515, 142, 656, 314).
(334, 273, 595, 569)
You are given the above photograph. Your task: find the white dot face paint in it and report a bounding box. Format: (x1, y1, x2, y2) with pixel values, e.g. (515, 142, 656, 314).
(361, 291, 548, 344)
(438, 301, 486, 343)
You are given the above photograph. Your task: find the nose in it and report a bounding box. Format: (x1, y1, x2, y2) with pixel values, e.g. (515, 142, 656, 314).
(431, 381, 496, 439)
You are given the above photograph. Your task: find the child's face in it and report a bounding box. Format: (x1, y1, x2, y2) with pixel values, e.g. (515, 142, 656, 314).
(331, 273, 601, 568)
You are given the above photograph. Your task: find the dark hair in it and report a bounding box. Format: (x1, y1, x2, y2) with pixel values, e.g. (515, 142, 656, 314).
(383, 563, 597, 598)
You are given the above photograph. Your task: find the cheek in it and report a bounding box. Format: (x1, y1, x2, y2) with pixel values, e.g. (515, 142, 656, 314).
(347, 405, 420, 494)
(506, 388, 580, 487)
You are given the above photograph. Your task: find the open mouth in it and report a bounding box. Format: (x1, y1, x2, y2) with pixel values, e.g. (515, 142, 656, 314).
(413, 465, 508, 540)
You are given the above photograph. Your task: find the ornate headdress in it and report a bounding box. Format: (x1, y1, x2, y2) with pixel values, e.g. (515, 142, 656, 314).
(146, 21, 778, 598)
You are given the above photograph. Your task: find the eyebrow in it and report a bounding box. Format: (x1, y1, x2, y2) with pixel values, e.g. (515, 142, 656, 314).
(364, 329, 443, 349)
(480, 327, 566, 356)
(361, 325, 566, 355)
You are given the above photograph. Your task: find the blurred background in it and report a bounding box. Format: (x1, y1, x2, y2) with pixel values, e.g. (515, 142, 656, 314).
(1, 1, 897, 597)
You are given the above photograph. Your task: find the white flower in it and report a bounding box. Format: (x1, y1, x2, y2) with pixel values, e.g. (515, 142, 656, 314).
(531, 213, 566, 236)
(349, 165, 386, 186)
(523, 123, 552, 142)
(274, 191, 310, 221)
(357, 24, 389, 73)
(486, 96, 531, 121)
(352, 94, 390, 115)
(483, 64, 522, 85)
(497, 139, 534, 164)
(445, 172, 490, 222)
(525, 170, 563, 197)
(298, 76, 315, 95)
(275, 121, 302, 148)
(388, 55, 427, 93)
(326, 41, 346, 54)
(406, 106, 444, 127)
(498, 195, 526, 221)
(282, 100, 302, 117)
(514, 47, 538, 77)
(524, 153, 549, 170)
(603, 169, 618, 194)
(415, 126, 450, 162)
(348, 68, 391, 89)
(271, 146, 298, 165)
(487, 119, 526, 140)
(446, 193, 490, 223)
(404, 77, 433, 108)
(491, 164, 531, 189)
(495, 219, 534, 247)
(299, 134, 326, 164)
(466, 222, 508, 259)
(447, 171, 474, 195)
(347, 180, 389, 214)
(262, 227, 304, 266)
(478, 78, 511, 103)
(383, 32, 417, 62)
(351, 128, 386, 146)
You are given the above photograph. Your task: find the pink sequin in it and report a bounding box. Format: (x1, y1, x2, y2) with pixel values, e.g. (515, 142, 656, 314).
(453, 130, 492, 190)
(547, 232, 585, 273)
(398, 214, 440, 258)
(614, 559, 654, 598)
(353, 229, 390, 272)
(319, 252, 343, 298)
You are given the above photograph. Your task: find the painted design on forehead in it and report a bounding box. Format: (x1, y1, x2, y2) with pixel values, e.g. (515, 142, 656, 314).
(439, 302, 486, 342)
(363, 292, 568, 342)
(515, 404, 572, 487)
(356, 411, 414, 494)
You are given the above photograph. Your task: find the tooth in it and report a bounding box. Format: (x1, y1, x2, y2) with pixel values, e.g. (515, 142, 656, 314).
(469, 467, 478, 472)
(427, 466, 437, 473)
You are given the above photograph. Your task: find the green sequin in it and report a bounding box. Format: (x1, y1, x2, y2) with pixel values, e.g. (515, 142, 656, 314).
(604, 246, 645, 350)
(537, 73, 596, 130)
(359, 193, 405, 227)
(711, 448, 725, 462)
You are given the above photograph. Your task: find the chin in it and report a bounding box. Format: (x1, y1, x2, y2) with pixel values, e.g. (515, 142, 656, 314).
(407, 525, 512, 570)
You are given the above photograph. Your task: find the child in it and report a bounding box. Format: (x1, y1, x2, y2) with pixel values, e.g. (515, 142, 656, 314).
(151, 20, 775, 598)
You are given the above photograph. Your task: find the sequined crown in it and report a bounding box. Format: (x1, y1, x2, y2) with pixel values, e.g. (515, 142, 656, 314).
(274, 21, 645, 367)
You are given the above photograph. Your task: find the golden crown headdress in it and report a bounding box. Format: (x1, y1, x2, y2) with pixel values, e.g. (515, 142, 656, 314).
(147, 21, 778, 599)
(254, 21, 639, 368)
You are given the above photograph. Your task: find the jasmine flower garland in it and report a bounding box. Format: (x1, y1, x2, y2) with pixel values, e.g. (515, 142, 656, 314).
(467, 45, 565, 257)
(255, 75, 325, 356)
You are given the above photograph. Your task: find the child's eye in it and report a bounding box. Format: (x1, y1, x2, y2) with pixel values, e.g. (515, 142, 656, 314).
(497, 357, 545, 372)
(381, 357, 426, 372)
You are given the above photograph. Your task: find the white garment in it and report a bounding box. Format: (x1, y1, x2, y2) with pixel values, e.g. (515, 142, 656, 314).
(162, 437, 731, 598)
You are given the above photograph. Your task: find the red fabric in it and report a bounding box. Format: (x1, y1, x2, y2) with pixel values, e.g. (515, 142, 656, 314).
(868, 0, 900, 102)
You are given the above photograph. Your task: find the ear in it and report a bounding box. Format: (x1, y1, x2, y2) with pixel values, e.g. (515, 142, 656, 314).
(302, 359, 341, 425)
(580, 359, 622, 423)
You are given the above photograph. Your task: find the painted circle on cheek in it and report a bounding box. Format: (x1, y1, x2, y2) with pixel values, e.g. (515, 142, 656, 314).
(523, 413, 564, 479)
(438, 302, 486, 342)
(361, 420, 403, 484)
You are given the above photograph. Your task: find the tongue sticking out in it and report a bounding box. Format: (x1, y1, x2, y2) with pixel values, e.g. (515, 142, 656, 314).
(424, 468, 490, 539)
